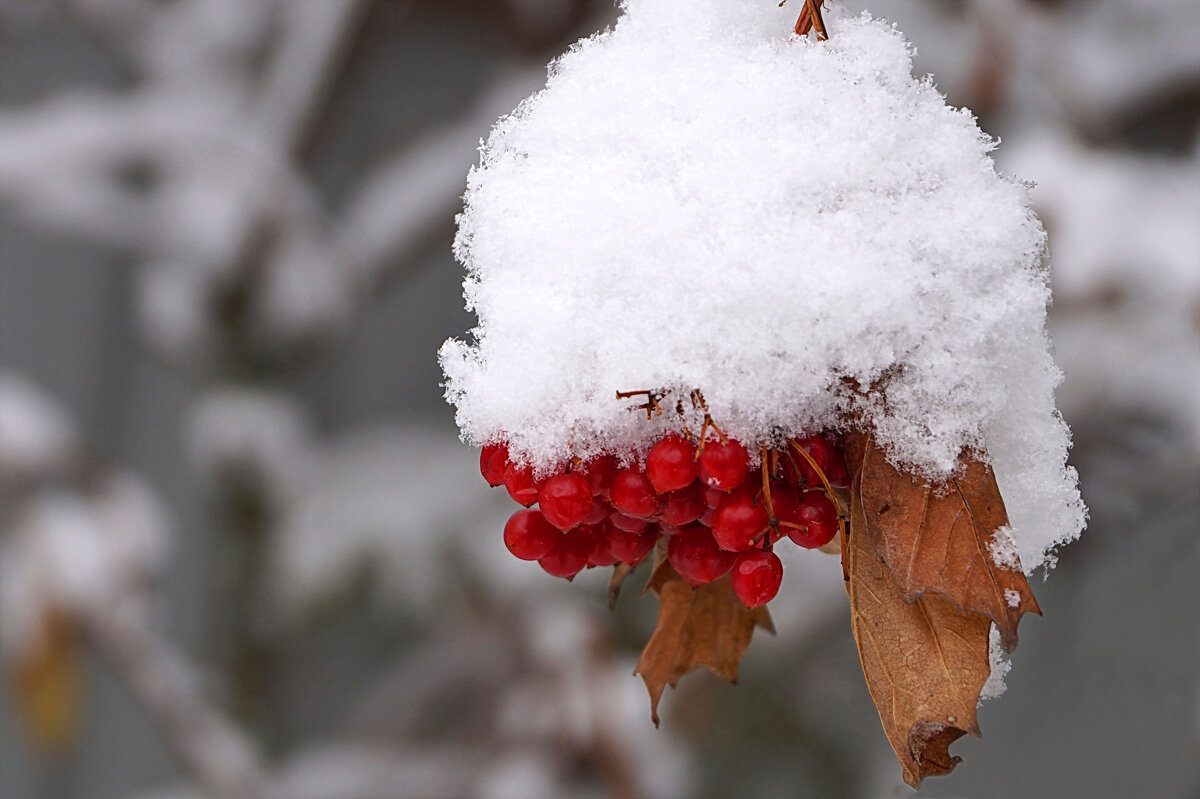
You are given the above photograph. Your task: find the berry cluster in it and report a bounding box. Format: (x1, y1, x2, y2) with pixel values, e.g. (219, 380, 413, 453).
(480, 429, 849, 610)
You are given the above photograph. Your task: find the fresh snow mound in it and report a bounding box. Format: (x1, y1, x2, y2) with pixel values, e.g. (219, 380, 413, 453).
(441, 1, 1084, 571)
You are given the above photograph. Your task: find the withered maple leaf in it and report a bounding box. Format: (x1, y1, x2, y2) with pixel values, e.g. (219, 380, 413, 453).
(844, 431, 1040, 651)
(636, 561, 773, 726)
(846, 493, 993, 788)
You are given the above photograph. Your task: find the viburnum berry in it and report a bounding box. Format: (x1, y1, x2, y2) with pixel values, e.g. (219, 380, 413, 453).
(660, 482, 706, 526)
(646, 434, 698, 493)
(579, 454, 619, 499)
(609, 510, 650, 533)
(503, 509, 560, 561)
(538, 526, 595, 579)
(786, 490, 838, 549)
(584, 523, 620, 567)
(698, 438, 749, 491)
(731, 549, 783, 608)
(539, 472, 594, 530)
(668, 525, 735, 586)
(711, 494, 770, 552)
(607, 525, 658, 566)
(480, 443, 510, 487)
(610, 466, 660, 519)
(503, 462, 541, 507)
(785, 435, 848, 489)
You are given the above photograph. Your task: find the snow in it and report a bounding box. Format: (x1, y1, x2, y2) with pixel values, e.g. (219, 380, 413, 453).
(981, 625, 1012, 702)
(1, 474, 168, 659)
(0, 372, 78, 481)
(441, 0, 1084, 572)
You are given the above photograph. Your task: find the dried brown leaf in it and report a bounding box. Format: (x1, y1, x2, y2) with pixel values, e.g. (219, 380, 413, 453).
(635, 565, 772, 725)
(850, 431, 1040, 651)
(11, 611, 83, 754)
(847, 494, 993, 788)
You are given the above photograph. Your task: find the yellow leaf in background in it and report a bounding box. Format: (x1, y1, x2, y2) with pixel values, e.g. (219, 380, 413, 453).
(11, 611, 84, 755)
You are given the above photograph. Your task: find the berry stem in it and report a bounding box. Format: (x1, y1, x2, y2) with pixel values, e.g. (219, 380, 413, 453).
(793, 0, 829, 40)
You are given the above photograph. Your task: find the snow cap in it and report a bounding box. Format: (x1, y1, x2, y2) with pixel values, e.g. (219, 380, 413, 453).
(441, 1, 1084, 571)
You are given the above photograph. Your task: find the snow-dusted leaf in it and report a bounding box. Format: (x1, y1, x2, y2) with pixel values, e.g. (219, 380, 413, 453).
(846, 491, 991, 789)
(845, 431, 1040, 651)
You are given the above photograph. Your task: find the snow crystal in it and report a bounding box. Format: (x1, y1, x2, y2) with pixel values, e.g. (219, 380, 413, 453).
(1004, 588, 1022, 609)
(441, 0, 1084, 570)
(988, 525, 1021, 571)
(981, 625, 1012, 702)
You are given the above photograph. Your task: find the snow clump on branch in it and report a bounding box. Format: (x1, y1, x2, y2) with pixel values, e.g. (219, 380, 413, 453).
(440, 0, 1084, 571)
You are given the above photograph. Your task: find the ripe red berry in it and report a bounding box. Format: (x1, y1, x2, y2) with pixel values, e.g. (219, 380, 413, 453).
(539, 472, 593, 530)
(711, 494, 770, 552)
(503, 509, 560, 561)
(579, 454, 619, 499)
(480, 443, 510, 487)
(646, 434, 698, 493)
(610, 510, 650, 533)
(607, 525, 658, 566)
(503, 462, 541, 507)
(785, 436, 846, 489)
(786, 491, 838, 548)
(610, 467, 660, 519)
(538, 526, 595, 579)
(698, 438, 749, 491)
(584, 523, 620, 567)
(668, 526, 734, 586)
(731, 549, 783, 608)
(660, 482, 706, 526)
(582, 499, 610, 525)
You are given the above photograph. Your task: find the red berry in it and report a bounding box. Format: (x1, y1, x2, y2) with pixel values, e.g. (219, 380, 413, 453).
(503, 462, 541, 507)
(582, 499, 610, 525)
(539, 472, 593, 530)
(660, 482, 706, 526)
(480, 443, 510, 487)
(538, 526, 594, 579)
(610, 467, 660, 519)
(731, 550, 783, 608)
(608, 525, 658, 566)
(785, 436, 846, 489)
(579, 454, 619, 498)
(786, 491, 838, 548)
(584, 523, 620, 567)
(698, 438, 749, 491)
(711, 494, 770, 552)
(610, 510, 650, 533)
(667, 526, 735, 586)
(503, 509, 560, 561)
(646, 434, 698, 494)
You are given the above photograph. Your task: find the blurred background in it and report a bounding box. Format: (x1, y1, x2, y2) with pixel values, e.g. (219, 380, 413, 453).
(0, 1, 1197, 798)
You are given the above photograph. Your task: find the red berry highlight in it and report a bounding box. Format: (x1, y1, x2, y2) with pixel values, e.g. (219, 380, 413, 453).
(731, 550, 783, 608)
(503, 509, 560, 561)
(539, 472, 593, 530)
